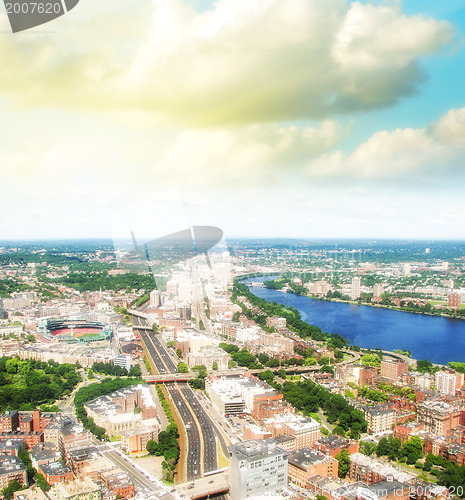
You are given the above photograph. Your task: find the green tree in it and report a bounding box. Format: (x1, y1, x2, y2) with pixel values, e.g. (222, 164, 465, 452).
(34, 473, 51, 492)
(377, 437, 389, 457)
(212, 361, 218, 370)
(360, 441, 377, 456)
(335, 449, 350, 478)
(334, 350, 344, 361)
(258, 370, 274, 384)
(361, 354, 381, 367)
(258, 353, 270, 365)
(146, 440, 158, 455)
(177, 362, 188, 373)
(128, 365, 142, 377)
(152, 323, 158, 333)
(401, 438, 423, 465)
(176, 349, 183, 359)
(333, 425, 346, 436)
(417, 359, 434, 373)
(386, 437, 402, 461)
(2, 480, 23, 500)
(448, 362, 465, 373)
(189, 378, 205, 390)
(305, 356, 317, 366)
(5, 358, 19, 374)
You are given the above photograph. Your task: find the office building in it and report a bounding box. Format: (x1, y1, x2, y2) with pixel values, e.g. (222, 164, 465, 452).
(113, 354, 131, 372)
(229, 440, 289, 500)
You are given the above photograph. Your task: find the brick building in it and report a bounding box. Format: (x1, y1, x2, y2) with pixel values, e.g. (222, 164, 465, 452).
(313, 435, 359, 458)
(380, 360, 408, 381)
(121, 427, 158, 454)
(38, 461, 73, 485)
(417, 399, 462, 436)
(288, 449, 338, 486)
(0, 455, 27, 489)
(0, 411, 19, 433)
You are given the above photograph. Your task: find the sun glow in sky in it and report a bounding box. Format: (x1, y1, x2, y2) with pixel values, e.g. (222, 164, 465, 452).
(0, 0, 464, 240)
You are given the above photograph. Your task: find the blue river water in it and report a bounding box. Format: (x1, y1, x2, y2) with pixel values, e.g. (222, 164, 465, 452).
(243, 276, 465, 365)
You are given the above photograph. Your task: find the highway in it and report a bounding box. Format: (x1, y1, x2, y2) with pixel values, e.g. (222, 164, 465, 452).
(135, 322, 202, 479)
(169, 384, 201, 479)
(133, 315, 218, 480)
(177, 382, 218, 474)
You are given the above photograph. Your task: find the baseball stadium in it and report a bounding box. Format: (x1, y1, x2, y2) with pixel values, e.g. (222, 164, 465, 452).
(38, 318, 112, 343)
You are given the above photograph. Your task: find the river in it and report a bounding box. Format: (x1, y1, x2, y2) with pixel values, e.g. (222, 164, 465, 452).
(243, 276, 465, 365)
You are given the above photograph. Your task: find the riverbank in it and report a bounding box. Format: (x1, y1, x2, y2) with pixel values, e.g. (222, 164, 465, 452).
(241, 276, 465, 365)
(266, 276, 465, 321)
(288, 291, 465, 321)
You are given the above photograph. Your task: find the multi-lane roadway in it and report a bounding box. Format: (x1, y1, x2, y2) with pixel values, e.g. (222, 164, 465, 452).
(133, 314, 219, 480)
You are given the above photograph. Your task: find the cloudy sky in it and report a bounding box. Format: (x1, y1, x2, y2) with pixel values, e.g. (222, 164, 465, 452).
(0, 0, 464, 241)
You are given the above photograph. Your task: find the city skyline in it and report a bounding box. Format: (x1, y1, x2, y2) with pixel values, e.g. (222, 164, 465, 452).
(0, 0, 464, 239)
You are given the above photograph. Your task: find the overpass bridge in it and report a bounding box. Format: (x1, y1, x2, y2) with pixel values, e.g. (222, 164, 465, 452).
(128, 309, 149, 319)
(176, 472, 229, 499)
(132, 324, 153, 331)
(142, 374, 196, 383)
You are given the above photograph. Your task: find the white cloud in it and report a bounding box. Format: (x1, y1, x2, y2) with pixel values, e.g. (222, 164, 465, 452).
(156, 120, 344, 185)
(432, 107, 465, 144)
(304, 107, 465, 183)
(0, 0, 455, 124)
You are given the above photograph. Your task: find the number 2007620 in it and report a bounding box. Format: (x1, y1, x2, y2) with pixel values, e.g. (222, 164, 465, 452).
(5, 2, 62, 14)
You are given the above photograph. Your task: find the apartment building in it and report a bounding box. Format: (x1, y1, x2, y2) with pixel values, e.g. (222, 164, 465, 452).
(417, 399, 462, 435)
(288, 449, 338, 486)
(362, 406, 396, 435)
(380, 359, 409, 381)
(0, 455, 27, 489)
(55, 478, 102, 500)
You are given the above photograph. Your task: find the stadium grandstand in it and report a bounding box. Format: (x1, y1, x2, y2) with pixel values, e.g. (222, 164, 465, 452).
(38, 318, 112, 343)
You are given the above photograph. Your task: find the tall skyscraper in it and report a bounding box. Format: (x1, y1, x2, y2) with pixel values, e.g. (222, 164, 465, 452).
(350, 277, 361, 300)
(435, 371, 460, 395)
(0, 300, 7, 320)
(149, 290, 162, 307)
(402, 263, 411, 276)
(373, 283, 384, 299)
(229, 440, 289, 500)
(448, 292, 462, 309)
